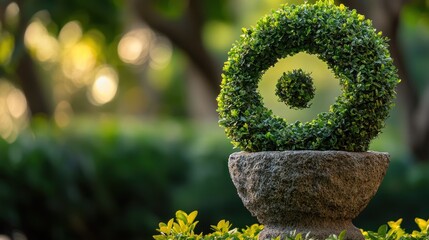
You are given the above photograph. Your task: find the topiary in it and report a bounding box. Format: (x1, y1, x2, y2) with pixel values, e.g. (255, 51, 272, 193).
(217, 0, 400, 152)
(275, 69, 315, 110)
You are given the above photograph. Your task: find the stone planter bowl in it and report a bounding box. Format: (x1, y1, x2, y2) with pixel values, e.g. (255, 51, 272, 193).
(228, 151, 390, 240)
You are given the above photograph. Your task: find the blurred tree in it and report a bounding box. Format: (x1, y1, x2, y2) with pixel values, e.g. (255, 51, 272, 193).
(0, 0, 121, 117)
(131, 0, 225, 113)
(1, 0, 53, 116)
(341, 0, 429, 162)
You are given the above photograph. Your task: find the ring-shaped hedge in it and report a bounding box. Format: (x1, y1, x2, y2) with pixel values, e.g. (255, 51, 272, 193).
(217, 1, 400, 152)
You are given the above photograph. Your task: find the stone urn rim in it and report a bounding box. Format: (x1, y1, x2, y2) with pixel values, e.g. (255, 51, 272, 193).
(231, 150, 390, 155)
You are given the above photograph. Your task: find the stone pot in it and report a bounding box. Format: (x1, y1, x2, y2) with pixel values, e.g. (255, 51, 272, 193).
(228, 151, 389, 240)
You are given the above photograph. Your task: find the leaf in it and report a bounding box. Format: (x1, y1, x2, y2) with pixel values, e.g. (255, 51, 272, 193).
(388, 219, 403, 230)
(415, 218, 429, 232)
(377, 224, 388, 236)
(176, 210, 188, 223)
(338, 230, 347, 240)
(187, 210, 198, 224)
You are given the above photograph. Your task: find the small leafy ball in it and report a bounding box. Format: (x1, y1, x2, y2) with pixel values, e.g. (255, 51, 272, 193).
(217, 1, 400, 152)
(276, 69, 315, 109)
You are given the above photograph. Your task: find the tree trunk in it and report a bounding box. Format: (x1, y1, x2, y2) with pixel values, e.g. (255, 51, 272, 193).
(131, 0, 221, 115)
(2, 0, 53, 117)
(16, 50, 53, 117)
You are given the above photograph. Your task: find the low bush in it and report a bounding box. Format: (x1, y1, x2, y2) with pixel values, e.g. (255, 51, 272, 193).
(155, 210, 429, 240)
(0, 118, 429, 239)
(0, 118, 250, 240)
(0, 118, 192, 240)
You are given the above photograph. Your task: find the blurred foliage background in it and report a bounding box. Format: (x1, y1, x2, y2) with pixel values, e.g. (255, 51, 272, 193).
(0, 0, 428, 239)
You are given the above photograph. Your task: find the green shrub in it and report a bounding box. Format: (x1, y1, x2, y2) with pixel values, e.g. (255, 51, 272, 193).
(217, 0, 400, 152)
(153, 210, 346, 240)
(154, 211, 429, 240)
(1, 119, 428, 239)
(0, 119, 251, 240)
(0, 119, 191, 240)
(362, 218, 429, 240)
(275, 69, 315, 110)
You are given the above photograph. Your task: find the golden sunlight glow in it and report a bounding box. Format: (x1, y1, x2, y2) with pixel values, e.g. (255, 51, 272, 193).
(70, 43, 96, 72)
(59, 21, 82, 47)
(89, 66, 118, 105)
(0, 32, 14, 65)
(36, 36, 59, 62)
(24, 20, 46, 49)
(5, 2, 20, 27)
(6, 88, 27, 118)
(24, 20, 60, 62)
(62, 41, 97, 85)
(149, 37, 173, 70)
(117, 28, 152, 65)
(5, 2, 19, 17)
(0, 81, 27, 143)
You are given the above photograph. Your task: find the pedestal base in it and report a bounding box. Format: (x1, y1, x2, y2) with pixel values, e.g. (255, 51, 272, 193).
(259, 219, 363, 240)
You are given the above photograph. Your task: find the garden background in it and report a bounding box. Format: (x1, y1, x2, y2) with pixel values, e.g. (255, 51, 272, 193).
(0, 0, 428, 239)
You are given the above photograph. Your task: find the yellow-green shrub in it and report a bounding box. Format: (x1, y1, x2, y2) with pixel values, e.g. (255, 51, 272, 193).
(155, 211, 429, 240)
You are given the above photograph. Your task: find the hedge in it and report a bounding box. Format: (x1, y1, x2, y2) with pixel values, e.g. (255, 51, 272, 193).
(0, 119, 428, 239)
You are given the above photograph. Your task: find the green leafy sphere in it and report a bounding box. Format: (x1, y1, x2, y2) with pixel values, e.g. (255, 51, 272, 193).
(217, 0, 400, 152)
(276, 69, 315, 109)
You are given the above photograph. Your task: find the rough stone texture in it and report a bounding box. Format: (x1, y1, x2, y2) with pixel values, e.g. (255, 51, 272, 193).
(228, 151, 390, 240)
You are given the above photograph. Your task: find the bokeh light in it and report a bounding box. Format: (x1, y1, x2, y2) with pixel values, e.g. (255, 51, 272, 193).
(5, 2, 20, 29)
(59, 21, 83, 47)
(61, 40, 97, 85)
(118, 27, 153, 65)
(0, 31, 14, 65)
(0, 80, 28, 143)
(24, 19, 60, 62)
(89, 66, 119, 106)
(6, 88, 27, 118)
(149, 36, 173, 70)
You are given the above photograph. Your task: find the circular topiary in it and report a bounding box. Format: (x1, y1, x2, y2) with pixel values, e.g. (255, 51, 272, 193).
(275, 69, 315, 110)
(217, 0, 400, 152)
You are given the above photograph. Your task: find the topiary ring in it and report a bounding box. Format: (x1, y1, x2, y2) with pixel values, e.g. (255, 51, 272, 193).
(217, 1, 400, 152)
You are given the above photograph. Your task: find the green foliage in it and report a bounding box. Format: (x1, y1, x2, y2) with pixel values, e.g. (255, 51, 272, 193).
(156, 211, 429, 240)
(0, 119, 190, 240)
(154, 210, 347, 240)
(362, 218, 429, 240)
(0, 119, 252, 240)
(275, 69, 315, 110)
(217, 0, 400, 152)
(1, 119, 428, 240)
